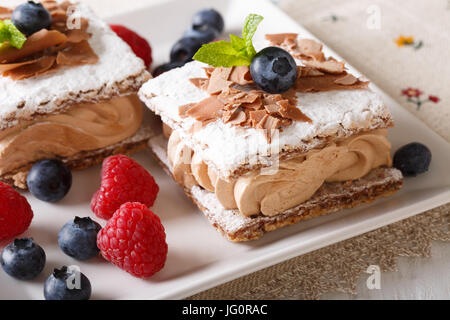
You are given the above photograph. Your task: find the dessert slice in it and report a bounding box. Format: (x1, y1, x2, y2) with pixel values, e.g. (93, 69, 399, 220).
(139, 19, 403, 241)
(0, 1, 152, 189)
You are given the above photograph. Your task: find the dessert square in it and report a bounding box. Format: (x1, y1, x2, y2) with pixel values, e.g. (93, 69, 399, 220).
(0, 0, 152, 188)
(139, 33, 403, 241)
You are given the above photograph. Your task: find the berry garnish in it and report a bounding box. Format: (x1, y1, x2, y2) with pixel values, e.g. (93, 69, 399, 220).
(153, 61, 185, 77)
(110, 24, 152, 69)
(58, 217, 101, 261)
(193, 14, 299, 94)
(0, 182, 33, 241)
(393, 142, 432, 177)
(192, 8, 225, 34)
(97, 202, 168, 278)
(184, 26, 218, 45)
(193, 13, 263, 67)
(44, 266, 91, 300)
(170, 37, 203, 63)
(11, 1, 52, 37)
(27, 159, 72, 203)
(1, 238, 45, 280)
(250, 47, 298, 94)
(91, 155, 159, 220)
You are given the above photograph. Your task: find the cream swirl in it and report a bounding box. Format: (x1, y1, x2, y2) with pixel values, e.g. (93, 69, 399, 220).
(0, 95, 142, 174)
(168, 129, 392, 217)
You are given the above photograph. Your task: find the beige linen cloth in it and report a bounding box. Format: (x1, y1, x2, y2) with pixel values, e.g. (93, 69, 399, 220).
(189, 0, 450, 300)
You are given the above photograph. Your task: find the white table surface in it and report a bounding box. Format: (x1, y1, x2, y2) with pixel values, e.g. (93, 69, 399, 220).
(4, 0, 449, 300)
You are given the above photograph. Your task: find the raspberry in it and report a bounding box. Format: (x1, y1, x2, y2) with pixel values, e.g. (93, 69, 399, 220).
(97, 202, 168, 278)
(91, 155, 159, 220)
(0, 182, 33, 241)
(110, 24, 152, 69)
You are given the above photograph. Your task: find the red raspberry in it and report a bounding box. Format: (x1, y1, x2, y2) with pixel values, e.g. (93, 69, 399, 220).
(91, 155, 159, 220)
(97, 202, 168, 278)
(0, 182, 33, 241)
(110, 24, 152, 69)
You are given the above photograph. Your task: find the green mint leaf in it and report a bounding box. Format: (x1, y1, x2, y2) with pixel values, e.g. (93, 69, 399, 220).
(0, 20, 27, 49)
(4, 20, 27, 49)
(193, 40, 252, 67)
(242, 14, 263, 57)
(229, 34, 245, 51)
(0, 21, 8, 43)
(192, 13, 263, 68)
(229, 34, 249, 59)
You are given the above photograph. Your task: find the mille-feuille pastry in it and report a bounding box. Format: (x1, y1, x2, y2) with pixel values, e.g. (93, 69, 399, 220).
(0, 0, 152, 189)
(139, 18, 403, 241)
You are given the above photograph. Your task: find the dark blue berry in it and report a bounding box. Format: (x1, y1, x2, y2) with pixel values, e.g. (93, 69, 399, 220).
(11, 1, 52, 36)
(183, 26, 218, 45)
(153, 60, 185, 77)
(1, 238, 46, 280)
(27, 159, 72, 203)
(192, 8, 224, 34)
(393, 142, 432, 177)
(170, 37, 203, 63)
(58, 217, 101, 261)
(250, 47, 298, 94)
(44, 266, 91, 300)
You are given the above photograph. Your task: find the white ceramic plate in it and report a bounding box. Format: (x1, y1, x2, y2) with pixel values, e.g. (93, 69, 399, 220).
(1, 0, 449, 300)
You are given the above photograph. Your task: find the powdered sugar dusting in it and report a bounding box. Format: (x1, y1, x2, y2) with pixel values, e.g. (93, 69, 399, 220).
(191, 186, 253, 232)
(149, 134, 173, 171)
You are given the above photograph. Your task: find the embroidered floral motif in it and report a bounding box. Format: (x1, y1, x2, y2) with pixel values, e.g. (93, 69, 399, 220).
(395, 35, 423, 50)
(401, 88, 440, 110)
(402, 88, 422, 98)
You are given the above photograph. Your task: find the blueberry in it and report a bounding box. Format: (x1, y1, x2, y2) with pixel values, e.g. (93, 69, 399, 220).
(192, 8, 224, 34)
(27, 159, 72, 203)
(1, 238, 46, 280)
(11, 1, 52, 36)
(58, 217, 101, 261)
(183, 26, 218, 45)
(170, 37, 203, 63)
(153, 61, 185, 77)
(44, 266, 91, 300)
(393, 142, 432, 177)
(250, 47, 298, 94)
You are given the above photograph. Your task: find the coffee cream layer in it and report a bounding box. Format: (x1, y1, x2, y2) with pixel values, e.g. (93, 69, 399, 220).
(167, 128, 392, 217)
(0, 95, 142, 175)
